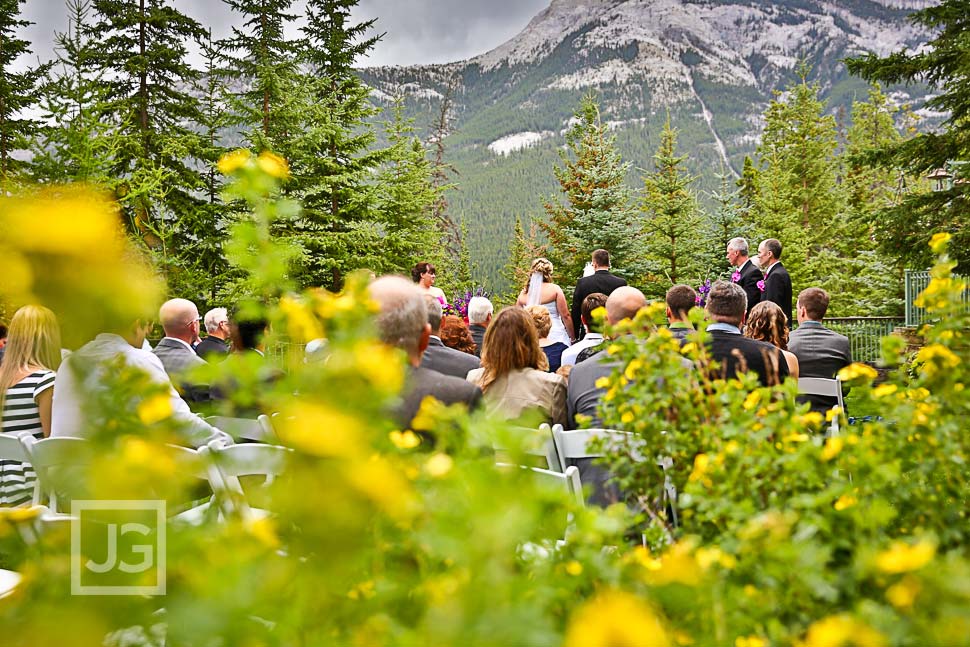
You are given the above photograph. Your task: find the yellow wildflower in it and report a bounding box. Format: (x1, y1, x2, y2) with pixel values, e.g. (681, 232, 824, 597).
(821, 437, 843, 461)
(800, 411, 824, 428)
(743, 390, 761, 411)
(565, 560, 584, 576)
(278, 295, 324, 343)
(915, 343, 960, 378)
(630, 546, 662, 571)
(724, 440, 740, 455)
(411, 396, 447, 432)
(607, 343, 623, 355)
(871, 384, 897, 398)
(803, 614, 886, 647)
(825, 406, 842, 423)
(696, 546, 736, 571)
(837, 363, 878, 385)
(648, 541, 704, 586)
(929, 231, 952, 254)
(595, 376, 612, 389)
(354, 342, 404, 395)
(875, 540, 935, 574)
(624, 358, 643, 380)
(834, 494, 856, 511)
(680, 342, 697, 356)
(389, 430, 421, 450)
(217, 148, 252, 174)
(885, 575, 921, 610)
(688, 454, 710, 483)
(784, 433, 810, 443)
(736, 636, 767, 647)
(565, 590, 670, 647)
(137, 393, 172, 425)
(246, 517, 280, 550)
(424, 453, 454, 478)
(621, 411, 636, 424)
(256, 150, 290, 179)
(277, 403, 364, 457)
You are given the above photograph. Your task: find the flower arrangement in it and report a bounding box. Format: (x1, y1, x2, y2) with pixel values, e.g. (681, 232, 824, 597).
(695, 279, 712, 307)
(444, 286, 490, 322)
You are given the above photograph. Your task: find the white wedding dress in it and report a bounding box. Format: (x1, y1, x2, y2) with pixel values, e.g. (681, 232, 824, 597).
(541, 300, 571, 347)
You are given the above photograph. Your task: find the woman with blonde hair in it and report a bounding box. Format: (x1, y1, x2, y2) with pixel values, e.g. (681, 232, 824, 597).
(466, 307, 567, 426)
(744, 301, 799, 378)
(0, 305, 62, 506)
(526, 305, 568, 372)
(515, 257, 574, 347)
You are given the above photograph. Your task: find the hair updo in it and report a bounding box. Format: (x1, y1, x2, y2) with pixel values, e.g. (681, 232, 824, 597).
(530, 258, 554, 282)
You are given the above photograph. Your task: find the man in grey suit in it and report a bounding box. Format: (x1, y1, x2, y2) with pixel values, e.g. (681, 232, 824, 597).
(370, 277, 482, 434)
(420, 296, 481, 379)
(153, 298, 211, 405)
(788, 288, 852, 413)
(467, 296, 493, 357)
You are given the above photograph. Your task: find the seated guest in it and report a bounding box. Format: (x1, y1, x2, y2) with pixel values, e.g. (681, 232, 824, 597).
(745, 301, 799, 378)
(196, 307, 231, 361)
(440, 315, 478, 356)
(153, 298, 210, 405)
(788, 287, 852, 413)
(665, 284, 697, 345)
(466, 307, 567, 427)
(370, 276, 482, 430)
(467, 296, 493, 357)
(705, 280, 789, 386)
(51, 317, 230, 447)
(561, 293, 608, 367)
(526, 305, 568, 373)
(210, 309, 280, 416)
(420, 297, 481, 379)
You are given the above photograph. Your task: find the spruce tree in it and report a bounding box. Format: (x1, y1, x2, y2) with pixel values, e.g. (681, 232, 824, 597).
(640, 116, 704, 295)
(0, 0, 49, 185)
(501, 216, 545, 304)
(847, 2, 970, 270)
(702, 171, 753, 281)
(540, 92, 639, 291)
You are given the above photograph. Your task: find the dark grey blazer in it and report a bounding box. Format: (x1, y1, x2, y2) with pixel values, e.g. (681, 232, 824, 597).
(153, 338, 211, 403)
(393, 366, 483, 435)
(708, 329, 790, 386)
(789, 321, 852, 412)
(570, 270, 627, 340)
(469, 324, 486, 357)
(763, 262, 793, 325)
(420, 337, 481, 379)
(737, 259, 764, 314)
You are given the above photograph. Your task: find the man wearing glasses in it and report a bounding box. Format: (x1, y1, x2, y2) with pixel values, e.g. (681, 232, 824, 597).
(196, 307, 232, 362)
(153, 298, 211, 405)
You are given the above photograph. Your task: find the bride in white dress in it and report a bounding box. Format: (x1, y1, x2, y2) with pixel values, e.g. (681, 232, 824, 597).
(516, 258, 574, 347)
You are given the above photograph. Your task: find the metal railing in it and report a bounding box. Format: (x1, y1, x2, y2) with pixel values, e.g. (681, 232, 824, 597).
(905, 269, 970, 327)
(821, 317, 904, 364)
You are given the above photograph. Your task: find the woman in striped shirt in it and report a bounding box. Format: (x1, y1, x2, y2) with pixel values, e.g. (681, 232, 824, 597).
(0, 305, 61, 506)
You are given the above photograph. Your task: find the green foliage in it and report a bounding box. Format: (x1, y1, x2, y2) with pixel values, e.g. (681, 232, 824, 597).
(540, 92, 641, 292)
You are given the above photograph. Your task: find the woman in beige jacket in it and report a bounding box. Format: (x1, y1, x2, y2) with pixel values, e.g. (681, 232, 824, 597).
(466, 307, 567, 427)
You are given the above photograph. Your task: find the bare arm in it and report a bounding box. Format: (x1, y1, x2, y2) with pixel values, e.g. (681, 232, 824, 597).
(556, 287, 574, 341)
(36, 388, 53, 438)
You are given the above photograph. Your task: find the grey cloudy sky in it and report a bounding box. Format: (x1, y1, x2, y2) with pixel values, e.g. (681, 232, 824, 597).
(19, 0, 548, 68)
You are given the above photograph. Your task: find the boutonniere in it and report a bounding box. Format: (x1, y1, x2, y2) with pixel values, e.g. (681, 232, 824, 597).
(731, 271, 741, 283)
(757, 279, 765, 292)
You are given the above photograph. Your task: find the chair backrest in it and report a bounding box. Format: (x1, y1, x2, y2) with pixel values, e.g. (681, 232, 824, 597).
(493, 423, 559, 471)
(551, 425, 648, 473)
(797, 377, 845, 435)
(497, 463, 585, 509)
(204, 415, 279, 444)
(21, 437, 94, 511)
(0, 432, 32, 463)
(206, 442, 292, 519)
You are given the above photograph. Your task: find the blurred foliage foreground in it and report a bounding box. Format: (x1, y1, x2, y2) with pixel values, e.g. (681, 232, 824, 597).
(2, 157, 970, 647)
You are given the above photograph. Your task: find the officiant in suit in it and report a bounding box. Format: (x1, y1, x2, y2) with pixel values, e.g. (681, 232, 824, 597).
(726, 237, 763, 315)
(570, 249, 627, 341)
(758, 238, 793, 326)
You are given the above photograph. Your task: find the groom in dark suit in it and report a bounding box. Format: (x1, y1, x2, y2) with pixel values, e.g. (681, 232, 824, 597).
(726, 237, 763, 315)
(570, 249, 627, 341)
(758, 238, 793, 326)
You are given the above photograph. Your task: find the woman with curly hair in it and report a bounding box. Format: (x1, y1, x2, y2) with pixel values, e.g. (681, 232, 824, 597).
(515, 257, 573, 347)
(411, 261, 447, 305)
(466, 307, 567, 426)
(744, 301, 799, 378)
(440, 315, 477, 356)
(525, 305, 567, 373)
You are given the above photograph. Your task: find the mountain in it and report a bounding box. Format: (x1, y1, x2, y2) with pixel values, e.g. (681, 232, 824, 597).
(359, 0, 936, 293)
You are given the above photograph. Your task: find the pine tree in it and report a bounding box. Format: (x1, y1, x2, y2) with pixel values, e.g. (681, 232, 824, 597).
(501, 216, 545, 304)
(540, 92, 639, 291)
(701, 171, 753, 282)
(640, 116, 704, 295)
(846, 0, 970, 271)
(737, 155, 759, 216)
(0, 0, 50, 185)
(292, 0, 386, 290)
(31, 0, 118, 185)
(428, 80, 461, 259)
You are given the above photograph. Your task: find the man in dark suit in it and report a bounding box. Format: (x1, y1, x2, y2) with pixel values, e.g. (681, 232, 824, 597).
(153, 298, 211, 405)
(370, 276, 482, 431)
(757, 238, 793, 326)
(727, 237, 763, 315)
(467, 296, 493, 357)
(196, 307, 231, 361)
(420, 297, 481, 379)
(570, 249, 627, 341)
(705, 280, 789, 386)
(788, 287, 852, 412)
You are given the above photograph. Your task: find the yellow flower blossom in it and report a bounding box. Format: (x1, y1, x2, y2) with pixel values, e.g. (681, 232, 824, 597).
(800, 411, 824, 428)
(724, 440, 740, 455)
(871, 384, 897, 398)
(625, 358, 643, 380)
(837, 363, 878, 385)
(411, 396, 448, 432)
(680, 342, 697, 356)
(347, 579, 376, 600)
(424, 453, 454, 478)
(256, 150, 290, 179)
(696, 546, 736, 570)
(389, 430, 421, 450)
(354, 343, 404, 395)
(595, 376, 612, 389)
(648, 541, 704, 586)
(825, 406, 842, 422)
(621, 411, 636, 424)
(784, 433, 810, 443)
(607, 343, 623, 356)
(246, 517, 280, 550)
(821, 437, 843, 461)
(875, 540, 935, 574)
(885, 575, 921, 610)
(565, 590, 670, 647)
(743, 391, 761, 411)
(736, 636, 767, 647)
(802, 614, 887, 647)
(688, 454, 710, 484)
(915, 343, 960, 378)
(277, 403, 364, 457)
(630, 546, 662, 571)
(929, 231, 952, 254)
(217, 148, 252, 174)
(834, 495, 856, 511)
(278, 295, 324, 343)
(565, 560, 584, 576)
(137, 393, 173, 425)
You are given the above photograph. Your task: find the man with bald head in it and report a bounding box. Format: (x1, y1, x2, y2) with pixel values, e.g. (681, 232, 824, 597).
(153, 298, 210, 405)
(369, 276, 482, 432)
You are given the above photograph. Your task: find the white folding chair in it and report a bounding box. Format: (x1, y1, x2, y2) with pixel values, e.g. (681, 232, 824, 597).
(20, 436, 93, 513)
(205, 441, 292, 521)
(205, 415, 279, 444)
(0, 568, 21, 599)
(497, 463, 585, 547)
(797, 377, 845, 436)
(0, 431, 35, 507)
(492, 423, 559, 471)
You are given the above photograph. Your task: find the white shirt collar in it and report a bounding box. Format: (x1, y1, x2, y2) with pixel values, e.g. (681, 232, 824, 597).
(162, 336, 195, 352)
